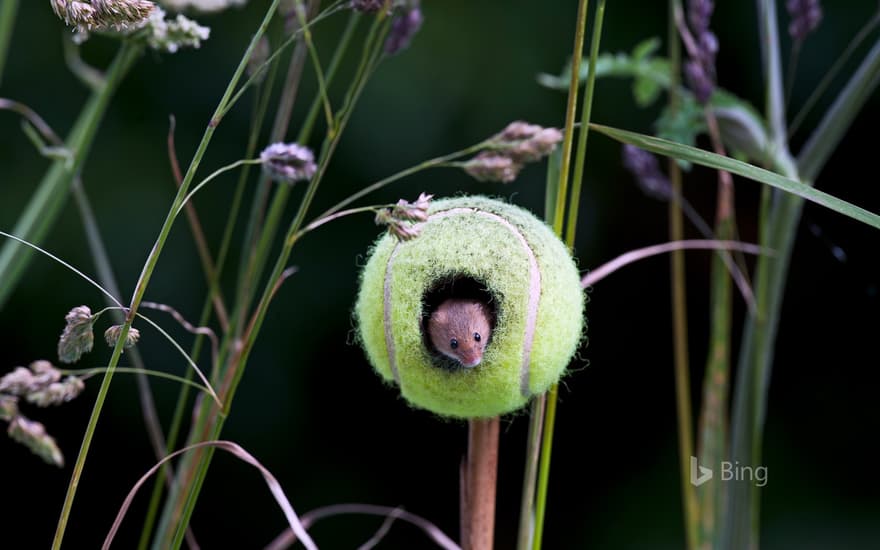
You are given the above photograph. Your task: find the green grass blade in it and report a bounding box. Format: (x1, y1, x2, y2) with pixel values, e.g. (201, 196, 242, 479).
(0, 41, 142, 309)
(590, 124, 880, 230)
(798, 35, 880, 181)
(696, 219, 732, 549)
(0, 0, 18, 86)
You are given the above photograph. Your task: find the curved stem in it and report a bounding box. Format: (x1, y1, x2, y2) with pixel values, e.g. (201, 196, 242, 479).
(175, 158, 262, 216)
(313, 143, 484, 222)
(64, 367, 212, 394)
(51, 4, 281, 547)
(166, 16, 392, 550)
(0, 41, 142, 309)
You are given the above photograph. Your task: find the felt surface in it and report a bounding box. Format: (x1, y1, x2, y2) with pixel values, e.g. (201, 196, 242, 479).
(355, 196, 585, 418)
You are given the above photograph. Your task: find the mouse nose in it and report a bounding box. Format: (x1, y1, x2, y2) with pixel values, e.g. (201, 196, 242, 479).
(460, 352, 482, 368)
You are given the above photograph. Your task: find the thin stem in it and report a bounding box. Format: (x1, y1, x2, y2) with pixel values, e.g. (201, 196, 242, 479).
(69, 179, 163, 405)
(0, 98, 63, 144)
(166, 17, 391, 550)
(293, 0, 335, 130)
(167, 117, 229, 329)
(760, 0, 788, 150)
(64, 367, 212, 394)
(70, 178, 171, 503)
(518, 149, 561, 550)
(139, 66, 279, 550)
(51, 4, 281, 546)
(176, 158, 262, 215)
(236, 0, 323, 336)
(302, 205, 383, 233)
(564, 0, 605, 247)
(0, 41, 143, 309)
(723, 3, 789, 547)
(300, 12, 359, 141)
(789, 10, 880, 136)
(0, 0, 18, 86)
(534, 1, 592, 547)
(551, 0, 590, 235)
(531, 385, 558, 550)
(233, 13, 382, 337)
(313, 143, 485, 221)
(63, 34, 105, 91)
(797, 35, 880, 180)
(667, 2, 696, 546)
(516, 397, 545, 550)
(0, 230, 121, 307)
(218, 0, 345, 119)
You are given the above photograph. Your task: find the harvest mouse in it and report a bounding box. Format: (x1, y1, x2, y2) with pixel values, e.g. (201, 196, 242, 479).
(427, 298, 492, 368)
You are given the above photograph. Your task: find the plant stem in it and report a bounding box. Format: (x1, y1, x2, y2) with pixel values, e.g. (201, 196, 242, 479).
(531, 384, 558, 550)
(164, 18, 390, 549)
(517, 151, 561, 550)
(534, 2, 597, 548)
(236, 6, 314, 303)
(0, 0, 18, 86)
(52, 5, 281, 547)
(551, 0, 589, 235)
(0, 41, 142, 309)
(797, 35, 880, 180)
(70, 179, 168, 461)
(461, 417, 500, 550)
(313, 143, 484, 221)
(723, 2, 788, 548)
(788, 10, 880, 136)
(564, 0, 604, 247)
(667, 2, 697, 548)
(139, 65, 279, 550)
(153, 11, 360, 545)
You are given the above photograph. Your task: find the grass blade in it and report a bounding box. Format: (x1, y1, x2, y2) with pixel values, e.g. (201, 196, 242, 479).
(590, 124, 880, 230)
(0, 41, 142, 309)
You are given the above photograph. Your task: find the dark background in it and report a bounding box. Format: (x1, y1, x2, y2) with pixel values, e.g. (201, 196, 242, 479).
(1, 1, 879, 548)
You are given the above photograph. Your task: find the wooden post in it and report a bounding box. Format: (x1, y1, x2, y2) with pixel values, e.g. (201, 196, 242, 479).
(461, 416, 500, 550)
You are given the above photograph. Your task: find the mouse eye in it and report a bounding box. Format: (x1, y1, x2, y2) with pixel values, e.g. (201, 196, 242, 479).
(474, 332, 481, 342)
(450, 338, 459, 349)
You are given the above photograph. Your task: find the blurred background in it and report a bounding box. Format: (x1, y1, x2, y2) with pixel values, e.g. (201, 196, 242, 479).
(1, 1, 879, 547)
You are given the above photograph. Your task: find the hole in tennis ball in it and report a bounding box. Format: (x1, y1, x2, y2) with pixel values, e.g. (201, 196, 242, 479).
(421, 275, 498, 369)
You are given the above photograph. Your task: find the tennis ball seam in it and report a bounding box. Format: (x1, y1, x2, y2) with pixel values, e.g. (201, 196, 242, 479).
(432, 208, 542, 397)
(382, 206, 543, 398)
(356, 195, 585, 418)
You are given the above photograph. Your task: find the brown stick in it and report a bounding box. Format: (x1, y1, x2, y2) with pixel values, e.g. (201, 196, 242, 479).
(461, 416, 500, 550)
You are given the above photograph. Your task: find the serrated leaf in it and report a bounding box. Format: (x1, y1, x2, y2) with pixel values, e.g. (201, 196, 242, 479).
(591, 123, 880, 230)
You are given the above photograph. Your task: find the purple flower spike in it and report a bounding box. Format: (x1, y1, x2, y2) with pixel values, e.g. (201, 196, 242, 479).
(787, 0, 823, 42)
(385, 4, 423, 55)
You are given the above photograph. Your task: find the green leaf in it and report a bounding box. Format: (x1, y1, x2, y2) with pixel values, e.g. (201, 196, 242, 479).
(536, 36, 672, 107)
(632, 37, 660, 61)
(591, 123, 880, 230)
(656, 96, 705, 147)
(711, 90, 770, 164)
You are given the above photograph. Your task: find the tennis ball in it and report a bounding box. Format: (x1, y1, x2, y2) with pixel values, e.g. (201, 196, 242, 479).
(355, 196, 585, 418)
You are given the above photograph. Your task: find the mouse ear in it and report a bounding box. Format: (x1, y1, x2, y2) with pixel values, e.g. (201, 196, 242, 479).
(355, 196, 585, 419)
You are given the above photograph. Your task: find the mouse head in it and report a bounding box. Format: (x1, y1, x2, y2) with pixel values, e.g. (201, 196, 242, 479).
(427, 298, 492, 368)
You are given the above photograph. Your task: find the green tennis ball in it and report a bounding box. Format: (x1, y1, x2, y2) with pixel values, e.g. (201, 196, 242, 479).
(355, 196, 585, 418)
